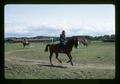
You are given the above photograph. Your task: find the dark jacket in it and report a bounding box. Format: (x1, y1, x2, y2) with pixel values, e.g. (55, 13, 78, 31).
(59, 34, 66, 44)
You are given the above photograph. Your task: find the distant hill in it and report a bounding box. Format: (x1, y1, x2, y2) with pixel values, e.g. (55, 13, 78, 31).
(5, 34, 115, 43)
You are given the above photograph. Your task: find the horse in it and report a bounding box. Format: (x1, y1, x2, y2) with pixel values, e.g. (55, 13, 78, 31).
(21, 40, 30, 48)
(44, 37, 79, 66)
(79, 38, 89, 47)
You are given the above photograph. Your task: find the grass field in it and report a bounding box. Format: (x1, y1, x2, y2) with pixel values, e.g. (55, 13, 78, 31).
(5, 41, 115, 79)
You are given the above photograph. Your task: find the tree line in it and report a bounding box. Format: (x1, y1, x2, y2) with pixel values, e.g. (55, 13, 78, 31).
(5, 34, 115, 43)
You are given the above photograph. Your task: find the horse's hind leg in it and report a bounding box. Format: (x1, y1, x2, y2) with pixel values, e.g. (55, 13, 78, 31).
(55, 53, 62, 63)
(49, 52, 53, 66)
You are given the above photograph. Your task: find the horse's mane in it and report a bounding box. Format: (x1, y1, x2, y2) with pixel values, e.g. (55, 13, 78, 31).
(66, 38, 74, 45)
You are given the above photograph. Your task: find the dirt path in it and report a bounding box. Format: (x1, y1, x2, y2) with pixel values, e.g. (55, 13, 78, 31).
(5, 54, 115, 70)
(5, 49, 35, 54)
(5, 49, 115, 70)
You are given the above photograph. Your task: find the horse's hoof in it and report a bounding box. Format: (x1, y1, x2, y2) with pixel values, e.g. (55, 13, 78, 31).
(60, 61, 62, 64)
(71, 63, 73, 66)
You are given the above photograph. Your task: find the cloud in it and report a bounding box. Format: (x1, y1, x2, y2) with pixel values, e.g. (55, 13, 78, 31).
(5, 32, 33, 37)
(5, 4, 115, 37)
(27, 25, 61, 36)
(66, 23, 115, 36)
(5, 22, 62, 37)
(5, 21, 115, 38)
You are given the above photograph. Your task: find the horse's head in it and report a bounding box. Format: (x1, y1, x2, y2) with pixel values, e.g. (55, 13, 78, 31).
(79, 38, 88, 47)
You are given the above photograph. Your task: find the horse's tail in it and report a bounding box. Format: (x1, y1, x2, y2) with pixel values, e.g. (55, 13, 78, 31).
(45, 44, 50, 52)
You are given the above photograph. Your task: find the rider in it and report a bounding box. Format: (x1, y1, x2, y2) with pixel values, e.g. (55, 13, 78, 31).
(23, 38, 28, 43)
(59, 30, 66, 52)
(23, 38, 26, 42)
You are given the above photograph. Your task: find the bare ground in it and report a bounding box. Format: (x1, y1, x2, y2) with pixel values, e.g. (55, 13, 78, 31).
(4, 49, 115, 79)
(5, 49, 115, 70)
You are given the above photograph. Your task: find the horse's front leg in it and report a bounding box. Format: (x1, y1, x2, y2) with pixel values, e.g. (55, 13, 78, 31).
(66, 53, 73, 66)
(49, 52, 53, 66)
(23, 44, 25, 48)
(66, 53, 71, 63)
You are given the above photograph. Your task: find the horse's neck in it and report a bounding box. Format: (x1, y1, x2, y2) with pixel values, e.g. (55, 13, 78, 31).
(66, 41, 74, 50)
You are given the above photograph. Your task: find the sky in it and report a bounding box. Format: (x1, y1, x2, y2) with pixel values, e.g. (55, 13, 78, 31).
(4, 4, 115, 37)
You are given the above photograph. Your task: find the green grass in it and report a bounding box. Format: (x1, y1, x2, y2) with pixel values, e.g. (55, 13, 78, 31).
(5, 41, 115, 79)
(72, 41, 115, 65)
(5, 62, 115, 79)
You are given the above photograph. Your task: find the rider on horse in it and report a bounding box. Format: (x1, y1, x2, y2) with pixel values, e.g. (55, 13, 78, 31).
(59, 30, 66, 52)
(23, 38, 26, 42)
(23, 38, 27, 43)
(23, 38, 29, 44)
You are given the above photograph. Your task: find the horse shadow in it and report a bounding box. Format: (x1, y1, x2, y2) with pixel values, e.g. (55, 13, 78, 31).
(38, 64, 67, 69)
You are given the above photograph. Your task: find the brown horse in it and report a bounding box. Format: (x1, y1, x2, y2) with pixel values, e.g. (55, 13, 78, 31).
(79, 38, 89, 47)
(22, 40, 30, 48)
(45, 37, 78, 66)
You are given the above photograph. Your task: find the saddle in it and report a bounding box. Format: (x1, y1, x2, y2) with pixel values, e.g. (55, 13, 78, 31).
(59, 43, 66, 53)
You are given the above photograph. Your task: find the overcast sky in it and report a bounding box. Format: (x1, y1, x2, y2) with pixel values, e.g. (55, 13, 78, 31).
(5, 4, 115, 37)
